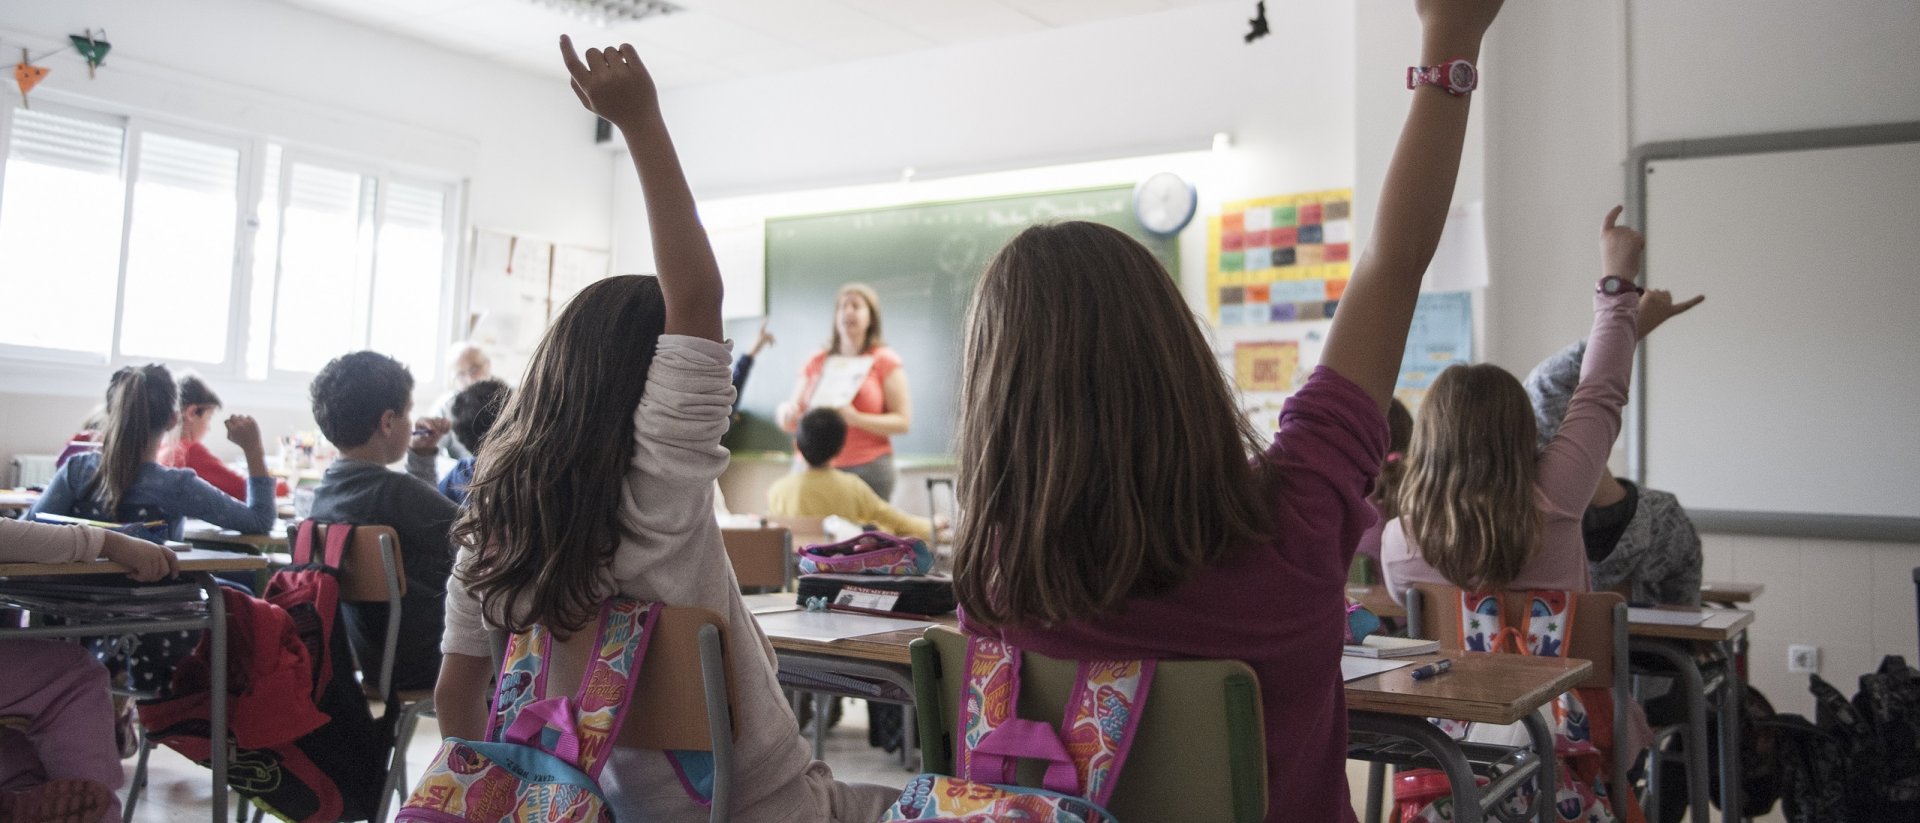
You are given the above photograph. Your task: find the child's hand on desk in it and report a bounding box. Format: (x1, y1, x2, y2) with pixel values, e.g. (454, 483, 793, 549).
(101, 531, 179, 582)
(560, 35, 659, 129)
(1635, 289, 1705, 339)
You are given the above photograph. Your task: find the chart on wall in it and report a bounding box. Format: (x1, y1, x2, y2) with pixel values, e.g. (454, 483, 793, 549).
(466, 228, 610, 380)
(1207, 188, 1354, 325)
(1396, 291, 1473, 411)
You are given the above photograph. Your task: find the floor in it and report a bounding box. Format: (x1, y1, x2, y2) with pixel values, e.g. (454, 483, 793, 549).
(115, 703, 1782, 822)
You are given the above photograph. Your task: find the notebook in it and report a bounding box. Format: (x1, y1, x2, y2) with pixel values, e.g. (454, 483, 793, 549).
(1343, 635, 1441, 658)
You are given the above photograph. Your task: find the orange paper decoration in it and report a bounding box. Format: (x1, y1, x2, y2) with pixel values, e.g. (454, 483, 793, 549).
(15, 49, 48, 109)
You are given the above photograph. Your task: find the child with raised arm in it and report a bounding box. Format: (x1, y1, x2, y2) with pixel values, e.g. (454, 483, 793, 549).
(948, 1, 1504, 818)
(432, 37, 896, 823)
(0, 519, 178, 823)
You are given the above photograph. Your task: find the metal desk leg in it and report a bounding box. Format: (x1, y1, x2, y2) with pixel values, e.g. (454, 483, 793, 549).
(200, 573, 229, 823)
(1348, 713, 1488, 823)
(1521, 711, 1557, 823)
(1364, 761, 1387, 823)
(811, 692, 829, 761)
(1632, 640, 1711, 823)
(1718, 636, 1744, 823)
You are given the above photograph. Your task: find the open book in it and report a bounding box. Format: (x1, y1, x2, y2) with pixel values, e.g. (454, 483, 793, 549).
(1343, 635, 1441, 658)
(807, 355, 875, 409)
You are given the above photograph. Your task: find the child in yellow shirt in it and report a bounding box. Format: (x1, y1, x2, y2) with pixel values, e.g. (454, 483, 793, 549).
(769, 409, 932, 540)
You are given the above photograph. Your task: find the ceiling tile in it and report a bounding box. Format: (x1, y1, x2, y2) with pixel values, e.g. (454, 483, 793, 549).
(879, 4, 1048, 45)
(1019, 0, 1167, 28)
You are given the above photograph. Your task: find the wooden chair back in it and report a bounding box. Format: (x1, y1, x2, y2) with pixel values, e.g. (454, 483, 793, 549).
(915, 626, 1268, 822)
(765, 515, 829, 551)
(538, 605, 737, 751)
(308, 523, 404, 603)
(1407, 583, 1625, 689)
(721, 526, 790, 591)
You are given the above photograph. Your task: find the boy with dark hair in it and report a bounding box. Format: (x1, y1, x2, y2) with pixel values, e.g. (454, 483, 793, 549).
(436, 378, 509, 505)
(308, 351, 456, 692)
(768, 408, 932, 540)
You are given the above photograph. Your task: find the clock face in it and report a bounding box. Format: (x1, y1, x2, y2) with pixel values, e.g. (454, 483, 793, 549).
(1134, 172, 1196, 236)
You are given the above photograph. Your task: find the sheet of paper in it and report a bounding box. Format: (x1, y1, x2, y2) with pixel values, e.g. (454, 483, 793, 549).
(754, 608, 929, 642)
(807, 355, 875, 409)
(1627, 607, 1713, 626)
(739, 593, 799, 615)
(1341, 657, 1415, 682)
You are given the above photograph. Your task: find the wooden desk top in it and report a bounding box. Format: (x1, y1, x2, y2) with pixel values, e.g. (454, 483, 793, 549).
(0, 489, 39, 511)
(182, 520, 292, 548)
(762, 616, 1588, 727)
(0, 548, 268, 578)
(1343, 653, 1589, 725)
(1349, 584, 1407, 619)
(1628, 608, 1754, 641)
(1698, 580, 1764, 604)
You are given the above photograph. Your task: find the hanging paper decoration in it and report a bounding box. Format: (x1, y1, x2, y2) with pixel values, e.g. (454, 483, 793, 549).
(69, 30, 111, 78)
(15, 49, 49, 109)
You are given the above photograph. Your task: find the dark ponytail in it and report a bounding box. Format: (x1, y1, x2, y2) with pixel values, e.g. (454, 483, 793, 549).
(86, 364, 178, 515)
(1370, 398, 1416, 521)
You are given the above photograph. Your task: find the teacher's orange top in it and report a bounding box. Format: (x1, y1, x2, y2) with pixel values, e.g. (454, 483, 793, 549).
(801, 346, 902, 468)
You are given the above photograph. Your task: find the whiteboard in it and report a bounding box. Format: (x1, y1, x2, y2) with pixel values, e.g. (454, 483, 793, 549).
(1640, 136, 1920, 524)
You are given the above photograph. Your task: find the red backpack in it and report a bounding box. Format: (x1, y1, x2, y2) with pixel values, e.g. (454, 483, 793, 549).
(140, 521, 390, 821)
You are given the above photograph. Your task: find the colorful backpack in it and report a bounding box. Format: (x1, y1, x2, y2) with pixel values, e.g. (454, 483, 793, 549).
(1400, 590, 1644, 823)
(881, 635, 1154, 823)
(398, 597, 709, 823)
(796, 531, 933, 576)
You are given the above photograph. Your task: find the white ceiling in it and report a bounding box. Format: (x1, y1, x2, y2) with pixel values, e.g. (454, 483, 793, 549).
(281, 0, 1225, 89)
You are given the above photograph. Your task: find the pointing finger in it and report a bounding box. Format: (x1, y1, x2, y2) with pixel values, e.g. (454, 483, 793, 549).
(559, 35, 589, 80)
(1672, 294, 1706, 313)
(1603, 204, 1623, 231)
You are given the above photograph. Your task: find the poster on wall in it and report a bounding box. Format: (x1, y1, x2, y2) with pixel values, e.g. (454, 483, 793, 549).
(1395, 290, 1474, 410)
(466, 228, 611, 380)
(1206, 188, 1355, 326)
(1234, 341, 1299, 393)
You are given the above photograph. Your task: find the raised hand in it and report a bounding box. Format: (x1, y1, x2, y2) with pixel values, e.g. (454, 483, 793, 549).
(1418, 0, 1506, 38)
(750, 318, 776, 357)
(1636, 289, 1705, 339)
(224, 414, 264, 455)
(560, 35, 659, 130)
(1600, 206, 1646, 284)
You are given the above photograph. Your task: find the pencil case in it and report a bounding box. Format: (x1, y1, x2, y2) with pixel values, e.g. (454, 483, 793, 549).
(795, 532, 934, 576)
(796, 573, 956, 617)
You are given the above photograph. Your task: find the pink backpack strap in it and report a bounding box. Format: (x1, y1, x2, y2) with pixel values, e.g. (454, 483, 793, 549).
(1520, 591, 1576, 659)
(291, 520, 350, 569)
(291, 519, 318, 565)
(567, 598, 659, 778)
(956, 634, 1023, 785)
(1061, 658, 1155, 807)
(487, 621, 554, 742)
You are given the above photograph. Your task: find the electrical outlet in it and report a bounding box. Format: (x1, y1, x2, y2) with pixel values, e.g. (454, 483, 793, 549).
(1788, 644, 1821, 674)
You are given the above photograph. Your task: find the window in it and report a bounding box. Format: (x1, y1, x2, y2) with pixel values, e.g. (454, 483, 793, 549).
(0, 102, 459, 384)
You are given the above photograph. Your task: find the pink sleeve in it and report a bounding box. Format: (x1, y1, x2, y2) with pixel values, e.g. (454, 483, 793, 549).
(1535, 291, 1640, 515)
(0, 517, 105, 565)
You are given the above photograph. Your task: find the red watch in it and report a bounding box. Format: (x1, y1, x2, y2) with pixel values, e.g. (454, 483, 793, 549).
(1597, 276, 1644, 296)
(1407, 59, 1477, 96)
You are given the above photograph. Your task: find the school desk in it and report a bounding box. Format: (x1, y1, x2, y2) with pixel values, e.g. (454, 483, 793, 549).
(755, 609, 1590, 823)
(0, 488, 39, 512)
(181, 518, 293, 551)
(0, 548, 265, 823)
(1628, 608, 1754, 823)
(1697, 579, 1764, 605)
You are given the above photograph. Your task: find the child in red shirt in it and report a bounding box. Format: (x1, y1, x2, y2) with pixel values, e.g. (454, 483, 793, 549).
(159, 374, 285, 500)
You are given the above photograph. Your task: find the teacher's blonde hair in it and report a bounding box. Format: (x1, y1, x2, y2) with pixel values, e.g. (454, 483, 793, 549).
(953, 222, 1272, 628)
(825, 283, 884, 355)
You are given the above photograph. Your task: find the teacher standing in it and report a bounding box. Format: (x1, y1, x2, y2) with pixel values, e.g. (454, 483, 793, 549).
(776, 283, 911, 501)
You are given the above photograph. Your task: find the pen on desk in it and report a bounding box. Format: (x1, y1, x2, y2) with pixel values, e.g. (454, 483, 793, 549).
(1409, 658, 1453, 681)
(827, 603, 930, 621)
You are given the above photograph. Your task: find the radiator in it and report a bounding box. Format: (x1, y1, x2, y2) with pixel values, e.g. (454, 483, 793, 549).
(9, 454, 58, 488)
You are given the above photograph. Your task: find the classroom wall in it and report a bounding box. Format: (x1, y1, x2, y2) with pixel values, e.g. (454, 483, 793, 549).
(0, 0, 614, 470)
(1482, 0, 1920, 716)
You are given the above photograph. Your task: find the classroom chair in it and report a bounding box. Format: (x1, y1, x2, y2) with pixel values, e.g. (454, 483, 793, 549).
(1402, 584, 1650, 823)
(910, 625, 1268, 822)
(722, 524, 792, 592)
(766, 513, 829, 551)
(494, 605, 738, 821)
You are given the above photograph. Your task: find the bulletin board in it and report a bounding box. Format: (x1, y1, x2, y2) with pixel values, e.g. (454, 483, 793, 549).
(465, 228, 610, 380)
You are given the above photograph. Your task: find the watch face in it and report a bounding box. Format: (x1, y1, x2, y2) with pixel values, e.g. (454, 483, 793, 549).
(1448, 61, 1475, 90)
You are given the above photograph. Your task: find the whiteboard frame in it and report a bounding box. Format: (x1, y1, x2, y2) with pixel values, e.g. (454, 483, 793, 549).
(1625, 121, 1920, 542)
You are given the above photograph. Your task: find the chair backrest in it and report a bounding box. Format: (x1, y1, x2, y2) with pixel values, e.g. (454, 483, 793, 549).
(537, 605, 737, 752)
(765, 515, 829, 551)
(309, 523, 404, 604)
(913, 626, 1267, 823)
(1406, 582, 1626, 690)
(721, 526, 789, 591)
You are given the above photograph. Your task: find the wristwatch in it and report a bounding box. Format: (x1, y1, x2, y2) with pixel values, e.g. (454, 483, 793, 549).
(1407, 59, 1477, 96)
(1596, 275, 1644, 296)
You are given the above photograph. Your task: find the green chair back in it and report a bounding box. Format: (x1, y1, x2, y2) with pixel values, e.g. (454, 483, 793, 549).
(912, 626, 1267, 822)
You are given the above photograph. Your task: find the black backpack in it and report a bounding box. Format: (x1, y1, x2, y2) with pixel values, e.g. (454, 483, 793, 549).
(1770, 658, 1920, 823)
(1706, 684, 1784, 818)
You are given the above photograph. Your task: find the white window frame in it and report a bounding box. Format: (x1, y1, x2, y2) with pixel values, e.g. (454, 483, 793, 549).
(0, 94, 465, 396)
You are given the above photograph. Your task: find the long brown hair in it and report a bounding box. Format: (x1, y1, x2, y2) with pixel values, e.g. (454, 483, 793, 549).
(1397, 364, 1542, 591)
(825, 283, 883, 355)
(953, 222, 1272, 628)
(88, 364, 178, 515)
(452, 275, 667, 636)
(1369, 398, 1414, 521)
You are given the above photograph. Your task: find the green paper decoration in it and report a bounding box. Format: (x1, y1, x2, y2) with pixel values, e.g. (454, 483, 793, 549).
(70, 30, 111, 78)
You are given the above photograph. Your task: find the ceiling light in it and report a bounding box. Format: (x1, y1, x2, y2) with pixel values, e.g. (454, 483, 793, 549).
(524, 0, 680, 28)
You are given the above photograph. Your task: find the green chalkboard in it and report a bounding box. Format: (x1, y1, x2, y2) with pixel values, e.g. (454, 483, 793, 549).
(726, 185, 1178, 459)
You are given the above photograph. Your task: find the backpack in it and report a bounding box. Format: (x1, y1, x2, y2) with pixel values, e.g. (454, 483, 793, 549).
(1798, 656, 1920, 820)
(399, 597, 709, 823)
(1704, 684, 1783, 818)
(1398, 590, 1645, 823)
(880, 635, 1154, 823)
(795, 531, 934, 576)
(138, 521, 388, 822)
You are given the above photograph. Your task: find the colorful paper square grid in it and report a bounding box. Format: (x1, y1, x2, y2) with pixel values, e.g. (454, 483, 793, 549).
(1207, 188, 1355, 325)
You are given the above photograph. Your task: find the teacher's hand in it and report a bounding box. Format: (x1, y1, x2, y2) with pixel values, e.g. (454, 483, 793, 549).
(775, 401, 802, 431)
